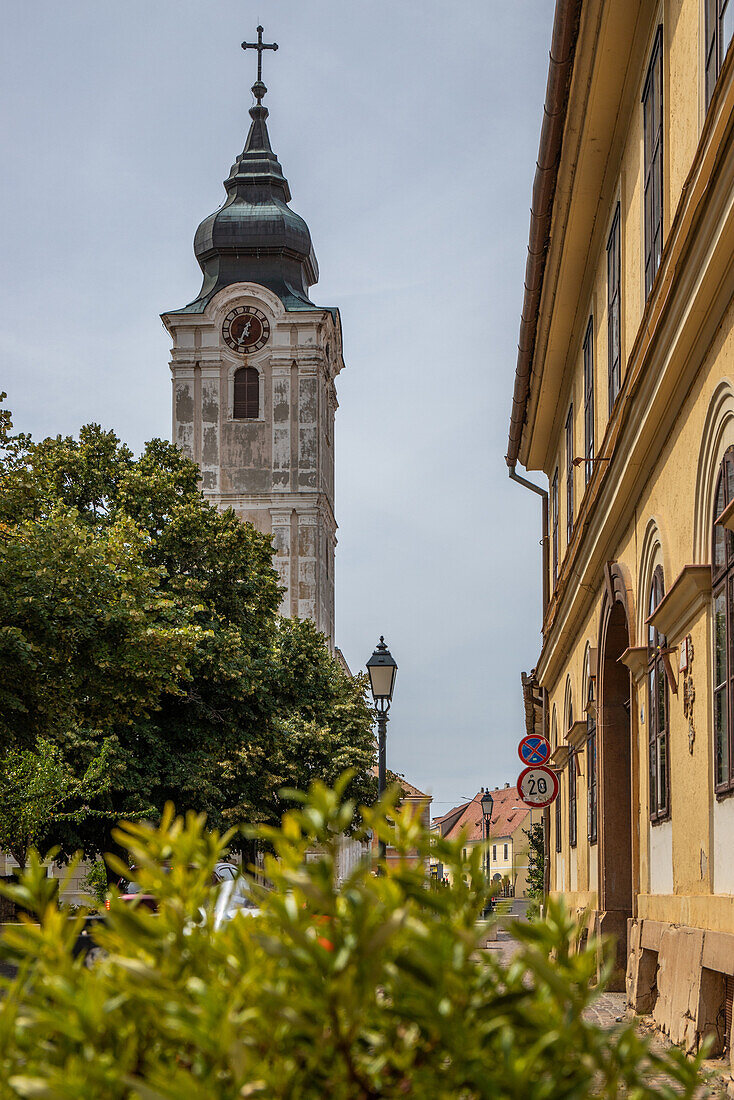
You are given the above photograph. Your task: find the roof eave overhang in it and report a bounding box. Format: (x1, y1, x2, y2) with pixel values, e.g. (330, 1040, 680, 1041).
(507, 0, 649, 473)
(506, 0, 584, 471)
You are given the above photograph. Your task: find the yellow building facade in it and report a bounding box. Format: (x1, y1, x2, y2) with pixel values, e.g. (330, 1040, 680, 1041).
(508, 0, 734, 1057)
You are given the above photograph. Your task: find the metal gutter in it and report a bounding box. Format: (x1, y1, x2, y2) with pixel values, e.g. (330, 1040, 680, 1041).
(506, 0, 583, 469)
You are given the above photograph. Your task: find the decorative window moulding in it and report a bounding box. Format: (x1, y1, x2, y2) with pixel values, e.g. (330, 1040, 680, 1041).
(587, 646, 598, 682)
(619, 646, 648, 684)
(566, 719, 588, 750)
(550, 744, 570, 769)
(716, 497, 734, 531)
(645, 564, 711, 641)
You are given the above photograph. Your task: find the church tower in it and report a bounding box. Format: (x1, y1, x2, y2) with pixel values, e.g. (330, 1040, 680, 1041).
(161, 28, 342, 646)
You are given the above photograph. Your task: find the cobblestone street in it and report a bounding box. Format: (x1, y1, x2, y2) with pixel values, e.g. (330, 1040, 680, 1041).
(484, 931, 729, 1096)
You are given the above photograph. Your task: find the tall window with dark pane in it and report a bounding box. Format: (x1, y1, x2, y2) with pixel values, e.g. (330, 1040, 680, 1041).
(233, 366, 259, 419)
(648, 565, 669, 820)
(713, 448, 734, 793)
(706, 0, 734, 108)
(568, 704, 577, 848)
(583, 317, 594, 483)
(555, 772, 562, 853)
(565, 407, 574, 544)
(587, 682, 597, 843)
(607, 204, 621, 411)
(642, 28, 663, 299)
(551, 469, 559, 588)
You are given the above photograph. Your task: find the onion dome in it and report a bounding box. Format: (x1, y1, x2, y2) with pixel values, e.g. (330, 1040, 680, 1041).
(184, 77, 318, 313)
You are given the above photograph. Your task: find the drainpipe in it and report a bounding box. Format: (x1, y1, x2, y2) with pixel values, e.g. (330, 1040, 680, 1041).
(509, 467, 550, 905)
(508, 465, 549, 616)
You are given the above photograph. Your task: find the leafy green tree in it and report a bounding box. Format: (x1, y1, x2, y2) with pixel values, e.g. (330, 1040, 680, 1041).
(79, 860, 108, 907)
(0, 415, 376, 858)
(0, 739, 115, 870)
(0, 506, 201, 754)
(524, 819, 545, 899)
(0, 784, 707, 1098)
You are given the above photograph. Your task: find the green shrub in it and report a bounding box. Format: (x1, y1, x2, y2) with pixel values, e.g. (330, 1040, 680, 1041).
(79, 859, 108, 907)
(0, 780, 707, 1099)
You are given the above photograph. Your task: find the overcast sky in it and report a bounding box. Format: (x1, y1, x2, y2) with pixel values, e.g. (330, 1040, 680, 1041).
(0, 0, 554, 813)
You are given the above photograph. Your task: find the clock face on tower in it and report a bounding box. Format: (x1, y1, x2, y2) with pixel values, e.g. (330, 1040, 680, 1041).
(222, 306, 270, 354)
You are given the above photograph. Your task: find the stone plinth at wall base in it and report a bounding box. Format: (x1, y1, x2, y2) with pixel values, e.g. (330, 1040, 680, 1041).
(475, 922, 499, 946)
(627, 917, 734, 1064)
(599, 909, 629, 991)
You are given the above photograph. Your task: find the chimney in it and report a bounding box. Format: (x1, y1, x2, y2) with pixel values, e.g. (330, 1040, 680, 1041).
(504, 782, 510, 788)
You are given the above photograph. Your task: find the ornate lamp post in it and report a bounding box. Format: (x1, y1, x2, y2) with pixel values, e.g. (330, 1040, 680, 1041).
(366, 637, 398, 862)
(480, 787, 494, 918)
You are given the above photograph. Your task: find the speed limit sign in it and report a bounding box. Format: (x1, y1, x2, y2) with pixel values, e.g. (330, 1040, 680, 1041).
(517, 765, 559, 808)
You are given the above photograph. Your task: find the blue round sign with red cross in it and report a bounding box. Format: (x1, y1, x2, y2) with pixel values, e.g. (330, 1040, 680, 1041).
(518, 734, 551, 767)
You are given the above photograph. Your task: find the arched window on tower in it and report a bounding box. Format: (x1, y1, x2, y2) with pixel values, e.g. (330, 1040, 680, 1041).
(648, 564, 669, 820)
(713, 448, 734, 793)
(233, 367, 259, 419)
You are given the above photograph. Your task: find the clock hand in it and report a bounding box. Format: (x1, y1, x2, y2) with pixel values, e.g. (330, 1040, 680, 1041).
(239, 320, 252, 339)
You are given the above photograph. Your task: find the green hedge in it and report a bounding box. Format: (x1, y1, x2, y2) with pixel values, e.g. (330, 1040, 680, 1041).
(0, 780, 707, 1098)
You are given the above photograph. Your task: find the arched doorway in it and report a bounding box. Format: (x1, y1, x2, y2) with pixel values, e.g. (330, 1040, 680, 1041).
(598, 592, 633, 989)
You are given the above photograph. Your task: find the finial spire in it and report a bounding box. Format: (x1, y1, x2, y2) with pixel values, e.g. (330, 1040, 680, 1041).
(241, 25, 278, 104)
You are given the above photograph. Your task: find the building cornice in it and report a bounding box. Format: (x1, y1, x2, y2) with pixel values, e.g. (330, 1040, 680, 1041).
(535, 52, 734, 688)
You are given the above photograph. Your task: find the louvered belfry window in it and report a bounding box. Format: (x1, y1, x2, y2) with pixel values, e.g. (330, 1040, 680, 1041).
(233, 367, 259, 419)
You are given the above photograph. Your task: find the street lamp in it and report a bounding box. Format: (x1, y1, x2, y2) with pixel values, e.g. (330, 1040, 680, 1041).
(366, 636, 398, 862)
(480, 787, 494, 918)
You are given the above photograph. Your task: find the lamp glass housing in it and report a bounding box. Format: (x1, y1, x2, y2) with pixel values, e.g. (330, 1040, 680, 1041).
(480, 790, 494, 818)
(366, 638, 398, 702)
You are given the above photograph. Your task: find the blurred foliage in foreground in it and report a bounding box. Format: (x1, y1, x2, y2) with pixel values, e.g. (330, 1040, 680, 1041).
(0, 780, 707, 1099)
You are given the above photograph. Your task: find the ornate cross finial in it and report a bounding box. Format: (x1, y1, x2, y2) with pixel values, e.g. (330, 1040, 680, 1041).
(241, 25, 278, 104)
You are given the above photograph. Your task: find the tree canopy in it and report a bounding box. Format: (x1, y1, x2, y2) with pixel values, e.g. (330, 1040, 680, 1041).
(0, 403, 376, 858)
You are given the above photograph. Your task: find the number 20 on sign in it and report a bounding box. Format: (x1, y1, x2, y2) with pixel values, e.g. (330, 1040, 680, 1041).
(517, 764, 559, 808)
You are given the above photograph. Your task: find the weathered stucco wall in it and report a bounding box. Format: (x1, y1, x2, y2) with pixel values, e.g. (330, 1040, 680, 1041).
(526, 0, 734, 1049)
(163, 281, 341, 648)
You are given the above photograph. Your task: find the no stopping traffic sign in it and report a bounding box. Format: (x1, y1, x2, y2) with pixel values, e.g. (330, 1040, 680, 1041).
(518, 734, 551, 766)
(517, 765, 559, 808)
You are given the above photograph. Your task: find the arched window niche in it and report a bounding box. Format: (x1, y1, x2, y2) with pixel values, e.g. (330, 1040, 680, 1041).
(233, 366, 259, 420)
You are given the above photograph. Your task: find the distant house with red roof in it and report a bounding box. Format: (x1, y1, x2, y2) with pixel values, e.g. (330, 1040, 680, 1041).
(370, 770, 432, 871)
(431, 784, 541, 897)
